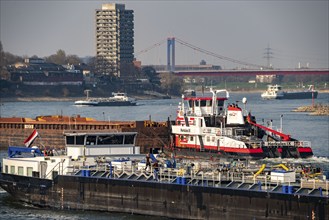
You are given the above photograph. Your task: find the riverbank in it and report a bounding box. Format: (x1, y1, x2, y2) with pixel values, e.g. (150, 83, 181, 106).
(292, 104, 329, 116)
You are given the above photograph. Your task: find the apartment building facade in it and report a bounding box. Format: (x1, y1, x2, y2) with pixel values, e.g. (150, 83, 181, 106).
(95, 3, 134, 77)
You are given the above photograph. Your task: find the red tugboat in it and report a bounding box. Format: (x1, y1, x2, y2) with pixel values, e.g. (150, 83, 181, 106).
(171, 88, 313, 159)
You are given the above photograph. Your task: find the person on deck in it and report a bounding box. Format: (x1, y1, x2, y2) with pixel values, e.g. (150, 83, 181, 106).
(145, 153, 151, 171)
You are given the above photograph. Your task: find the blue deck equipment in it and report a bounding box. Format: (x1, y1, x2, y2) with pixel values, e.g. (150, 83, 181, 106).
(149, 153, 158, 162)
(8, 146, 42, 158)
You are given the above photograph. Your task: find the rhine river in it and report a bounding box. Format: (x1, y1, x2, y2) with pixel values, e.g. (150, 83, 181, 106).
(0, 92, 328, 219)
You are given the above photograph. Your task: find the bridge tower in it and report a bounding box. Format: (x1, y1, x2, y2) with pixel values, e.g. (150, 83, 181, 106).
(167, 37, 175, 72)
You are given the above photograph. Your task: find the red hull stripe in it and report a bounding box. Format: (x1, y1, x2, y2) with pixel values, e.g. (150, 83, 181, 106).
(219, 147, 263, 154)
(176, 144, 263, 154)
(227, 107, 242, 111)
(297, 147, 313, 153)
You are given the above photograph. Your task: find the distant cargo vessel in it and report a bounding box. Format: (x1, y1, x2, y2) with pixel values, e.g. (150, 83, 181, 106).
(75, 91, 136, 106)
(261, 85, 318, 100)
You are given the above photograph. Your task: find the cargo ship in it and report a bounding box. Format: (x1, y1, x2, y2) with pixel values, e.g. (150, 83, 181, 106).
(261, 85, 318, 100)
(0, 131, 328, 219)
(171, 88, 313, 159)
(74, 91, 136, 106)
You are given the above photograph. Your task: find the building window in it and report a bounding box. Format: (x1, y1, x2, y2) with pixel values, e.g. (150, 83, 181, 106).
(18, 166, 24, 175)
(5, 165, 8, 173)
(27, 167, 33, 177)
(10, 166, 15, 174)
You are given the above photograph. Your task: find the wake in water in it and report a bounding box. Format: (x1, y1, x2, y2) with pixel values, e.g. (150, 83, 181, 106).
(261, 155, 329, 170)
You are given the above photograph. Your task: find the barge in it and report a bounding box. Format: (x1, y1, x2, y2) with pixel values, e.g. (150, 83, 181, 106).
(74, 92, 137, 106)
(0, 133, 328, 219)
(0, 115, 171, 153)
(261, 85, 318, 100)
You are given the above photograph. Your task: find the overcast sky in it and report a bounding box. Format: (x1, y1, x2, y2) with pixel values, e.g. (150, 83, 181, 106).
(1, 0, 328, 69)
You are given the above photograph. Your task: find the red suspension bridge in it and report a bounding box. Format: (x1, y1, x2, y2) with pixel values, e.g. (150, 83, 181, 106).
(136, 37, 329, 77)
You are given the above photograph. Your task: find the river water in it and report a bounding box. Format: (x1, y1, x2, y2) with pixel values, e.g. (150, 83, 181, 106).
(0, 92, 328, 219)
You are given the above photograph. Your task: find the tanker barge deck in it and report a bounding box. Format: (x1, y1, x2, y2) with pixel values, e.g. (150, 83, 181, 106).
(0, 151, 328, 220)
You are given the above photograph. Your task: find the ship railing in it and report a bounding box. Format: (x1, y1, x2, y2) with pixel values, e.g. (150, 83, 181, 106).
(45, 161, 66, 179)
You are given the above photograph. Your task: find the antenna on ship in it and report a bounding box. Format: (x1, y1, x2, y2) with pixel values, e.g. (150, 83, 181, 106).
(242, 97, 247, 115)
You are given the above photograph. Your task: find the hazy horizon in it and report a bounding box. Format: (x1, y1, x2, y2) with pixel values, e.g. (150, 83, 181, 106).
(1, 0, 328, 69)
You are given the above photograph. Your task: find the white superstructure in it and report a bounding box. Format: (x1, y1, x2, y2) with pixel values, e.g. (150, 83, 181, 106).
(261, 85, 284, 99)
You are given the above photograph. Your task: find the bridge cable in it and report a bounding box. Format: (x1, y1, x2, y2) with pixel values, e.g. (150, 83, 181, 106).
(135, 39, 167, 56)
(175, 37, 267, 69)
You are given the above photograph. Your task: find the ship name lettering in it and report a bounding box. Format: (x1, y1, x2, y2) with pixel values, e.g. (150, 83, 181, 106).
(181, 128, 190, 132)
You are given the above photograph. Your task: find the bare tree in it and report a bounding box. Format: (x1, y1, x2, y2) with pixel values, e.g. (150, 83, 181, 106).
(66, 55, 82, 65)
(45, 49, 67, 65)
(159, 72, 183, 95)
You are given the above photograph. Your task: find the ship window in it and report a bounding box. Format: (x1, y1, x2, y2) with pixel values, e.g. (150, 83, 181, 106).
(98, 135, 124, 145)
(18, 166, 24, 175)
(86, 135, 97, 145)
(217, 100, 224, 107)
(76, 135, 85, 145)
(5, 165, 8, 173)
(10, 166, 15, 174)
(235, 129, 244, 136)
(124, 134, 135, 144)
(66, 136, 74, 145)
(204, 117, 211, 127)
(190, 136, 194, 141)
(27, 167, 33, 177)
(206, 136, 210, 142)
